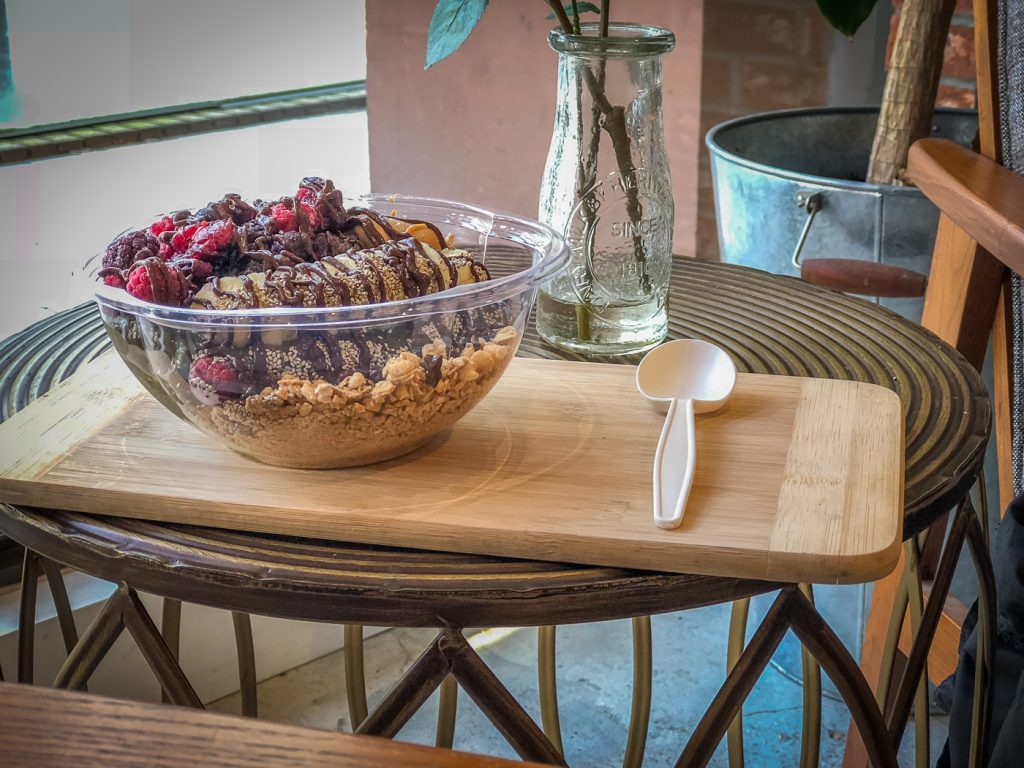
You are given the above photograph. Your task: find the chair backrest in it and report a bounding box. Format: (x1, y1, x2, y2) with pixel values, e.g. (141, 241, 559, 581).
(912, 0, 1024, 512)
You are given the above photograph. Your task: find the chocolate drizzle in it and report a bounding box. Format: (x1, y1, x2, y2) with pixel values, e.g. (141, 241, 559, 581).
(194, 236, 488, 311)
(100, 179, 490, 312)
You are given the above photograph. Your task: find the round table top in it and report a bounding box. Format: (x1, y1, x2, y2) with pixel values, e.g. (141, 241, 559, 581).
(0, 259, 988, 624)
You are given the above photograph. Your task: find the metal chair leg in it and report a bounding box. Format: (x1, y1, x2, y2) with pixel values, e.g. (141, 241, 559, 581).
(785, 590, 897, 768)
(40, 558, 79, 655)
(538, 618, 650, 767)
(357, 633, 449, 739)
(120, 588, 203, 707)
(19, 552, 84, 687)
(623, 616, 652, 768)
(358, 630, 566, 766)
(53, 587, 126, 691)
(435, 675, 458, 748)
(887, 501, 970, 748)
(904, 540, 929, 768)
(344, 624, 368, 729)
(677, 592, 793, 768)
(538, 626, 564, 756)
(160, 598, 181, 705)
(679, 588, 897, 768)
(53, 584, 202, 707)
(798, 584, 821, 768)
(876, 564, 911, 709)
(966, 512, 996, 768)
(726, 597, 750, 768)
(975, 468, 990, 544)
(17, 550, 41, 683)
(728, 589, 821, 768)
(442, 631, 567, 766)
(232, 612, 258, 718)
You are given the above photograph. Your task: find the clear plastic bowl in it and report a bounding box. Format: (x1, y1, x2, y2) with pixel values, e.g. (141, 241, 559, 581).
(92, 195, 567, 468)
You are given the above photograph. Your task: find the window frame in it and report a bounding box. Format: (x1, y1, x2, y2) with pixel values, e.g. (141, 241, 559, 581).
(0, 80, 366, 166)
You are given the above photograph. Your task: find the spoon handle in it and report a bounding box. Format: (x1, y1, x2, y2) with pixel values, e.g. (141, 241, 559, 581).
(652, 397, 696, 529)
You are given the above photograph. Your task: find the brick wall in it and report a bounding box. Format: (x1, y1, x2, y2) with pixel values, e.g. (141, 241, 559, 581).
(889, 0, 977, 108)
(697, 0, 832, 259)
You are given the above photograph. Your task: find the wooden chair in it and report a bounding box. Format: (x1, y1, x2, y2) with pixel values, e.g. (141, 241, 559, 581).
(843, 0, 1020, 764)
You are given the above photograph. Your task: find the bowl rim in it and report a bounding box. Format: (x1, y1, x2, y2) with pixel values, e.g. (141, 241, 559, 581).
(91, 193, 568, 329)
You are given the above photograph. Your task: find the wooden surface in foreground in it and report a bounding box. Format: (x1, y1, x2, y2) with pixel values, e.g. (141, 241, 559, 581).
(0, 682, 533, 768)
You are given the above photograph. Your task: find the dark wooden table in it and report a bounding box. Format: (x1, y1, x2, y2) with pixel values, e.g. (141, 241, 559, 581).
(0, 682, 540, 767)
(0, 258, 989, 767)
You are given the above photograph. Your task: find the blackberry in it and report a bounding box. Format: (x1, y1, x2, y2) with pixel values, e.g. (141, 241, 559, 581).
(102, 229, 162, 272)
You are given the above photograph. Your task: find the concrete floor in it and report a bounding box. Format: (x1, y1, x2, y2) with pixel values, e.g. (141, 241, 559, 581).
(209, 594, 948, 767)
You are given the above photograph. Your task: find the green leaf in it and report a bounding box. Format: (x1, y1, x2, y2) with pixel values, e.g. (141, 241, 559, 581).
(547, 2, 600, 20)
(425, 0, 489, 69)
(815, 0, 880, 37)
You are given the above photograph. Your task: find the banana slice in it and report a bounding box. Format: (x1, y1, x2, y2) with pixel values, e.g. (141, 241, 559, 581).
(193, 240, 489, 310)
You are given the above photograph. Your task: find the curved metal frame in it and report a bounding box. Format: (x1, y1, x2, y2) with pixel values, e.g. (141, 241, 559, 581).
(678, 587, 897, 768)
(536, 617, 652, 767)
(725, 586, 820, 768)
(904, 538, 929, 768)
(882, 498, 995, 765)
(538, 625, 563, 756)
(726, 596, 750, 768)
(231, 612, 258, 718)
(18, 552, 258, 717)
(52, 583, 202, 707)
(17, 550, 79, 685)
(797, 584, 821, 768)
(160, 598, 181, 706)
(965, 507, 996, 768)
(435, 676, 459, 748)
(343, 624, 368, 728)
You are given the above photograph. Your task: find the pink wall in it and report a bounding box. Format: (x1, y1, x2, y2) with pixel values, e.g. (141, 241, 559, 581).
(366, 0, 704, 256)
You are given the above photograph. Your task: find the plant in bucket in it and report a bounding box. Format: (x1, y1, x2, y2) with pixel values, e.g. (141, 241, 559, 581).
(426, 1, 675, 355)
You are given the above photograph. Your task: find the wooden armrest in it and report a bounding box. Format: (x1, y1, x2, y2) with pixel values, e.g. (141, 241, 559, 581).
(908, 138, 1024, 274)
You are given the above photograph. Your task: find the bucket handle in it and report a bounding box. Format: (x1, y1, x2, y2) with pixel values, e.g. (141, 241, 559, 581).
(791, 189, 928, 298)
(790, 191, 821, 268)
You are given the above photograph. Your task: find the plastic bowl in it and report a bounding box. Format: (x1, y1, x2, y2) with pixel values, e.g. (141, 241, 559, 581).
(92, 194, 567, 468)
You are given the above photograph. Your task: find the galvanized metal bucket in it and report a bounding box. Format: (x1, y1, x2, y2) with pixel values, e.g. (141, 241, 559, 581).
(706, 107, 978, 320)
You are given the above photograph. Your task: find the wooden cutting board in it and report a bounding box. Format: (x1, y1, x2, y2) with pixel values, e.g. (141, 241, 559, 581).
(0, 352, 903, 584)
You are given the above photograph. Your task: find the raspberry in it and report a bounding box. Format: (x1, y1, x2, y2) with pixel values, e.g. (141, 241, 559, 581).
(103, 229, 161, 272)
(149, 216, 175, 236)
(189, 355, 239, 404)
(270, 201, 319, 232)
(103, 273, 126, 288)
(187, 220, 236, 260)
(124, 258, 188, 306)
(170, 222, 204, 254)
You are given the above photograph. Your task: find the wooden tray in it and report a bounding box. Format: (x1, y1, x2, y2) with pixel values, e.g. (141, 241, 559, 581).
(0, 352, 903, 584)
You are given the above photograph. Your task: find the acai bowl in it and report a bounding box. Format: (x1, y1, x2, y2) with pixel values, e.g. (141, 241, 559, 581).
(91, 180, 567, 468)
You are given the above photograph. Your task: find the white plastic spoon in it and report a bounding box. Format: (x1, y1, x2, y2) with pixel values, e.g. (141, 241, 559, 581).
(636, 339, 738, 530)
